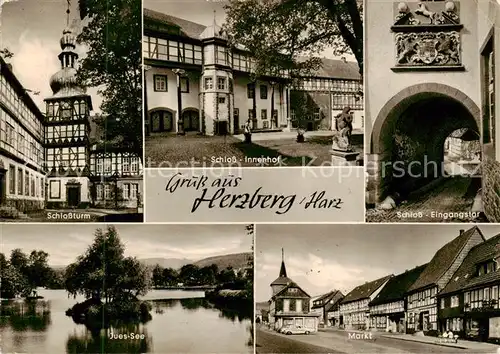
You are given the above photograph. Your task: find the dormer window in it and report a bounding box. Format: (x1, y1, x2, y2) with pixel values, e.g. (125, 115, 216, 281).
(476, 261, 497, 276)
(289, 288, 298, 293)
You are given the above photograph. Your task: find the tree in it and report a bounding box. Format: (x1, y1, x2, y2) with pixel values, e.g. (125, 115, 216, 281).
(179, 264, 200, 285)
(152, 265, 164, 287)
(65, 226, 150, 303)
(162, 267, 178, 286)
(76, 0, 142, 156)
(224, 0, 363, 76)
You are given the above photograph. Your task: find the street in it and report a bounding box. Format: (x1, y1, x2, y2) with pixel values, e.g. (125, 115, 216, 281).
(256, 327, 471, 353)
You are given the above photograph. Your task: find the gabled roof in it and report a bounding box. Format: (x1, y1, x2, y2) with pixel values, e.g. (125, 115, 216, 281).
(370, 264, 428, 306)
(440, 232, 500, 296)
(144, 8, 207, 39)
(300, 57, 361, 80)
(324, 291, 345, 312)
(271, 281, 311, 300)
(312, 291, 336, 305)
(341, 275, 393, 304)
(408, 226, 484, 293)
(142, 10, 361, 81)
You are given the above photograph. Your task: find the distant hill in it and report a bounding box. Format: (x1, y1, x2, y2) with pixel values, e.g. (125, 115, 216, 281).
(193, 252, 252, 271)
(140, 258, 191, 269)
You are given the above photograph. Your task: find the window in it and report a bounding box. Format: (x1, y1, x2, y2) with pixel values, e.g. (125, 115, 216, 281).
(25, 173, 29, 196)
(104, 159, 112, 174)
(440, 298, 445, 309)
(122, 157, 130, 173)
(248, 109, 255, 120)
(49, 180, 60, 199)
(8, 165, 15, 195)
(261, 109, 267, 120)
(131, 158, 139, 173)
(247, 83, 255, 99)
(131, 184, 138, 199)
(96, 184, 103, 200)
(204, 77, 213, 90)
(180, 77, 189, 93)
(6, 123, 15, 146)
(218, 97, 226, 104)
(17, 168, 23, 195)
(451, 296, 459, 308)
(97, 159, 103, 174)
(260, 85, 268, 99)
(217, 77, 226, 90)
(123, 183, 130, 200)
(154, 75, 167, 92)
(314, 108, 321, 120)
(40, 178, 44, 198)
(31, 174, 35, 196)
(104, 184, 111, 199)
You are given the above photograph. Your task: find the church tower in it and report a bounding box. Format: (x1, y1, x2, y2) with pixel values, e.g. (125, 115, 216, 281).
(199, 12, 234, 135)
(270, 248, 293, 296)
(44, 4, 92, 208)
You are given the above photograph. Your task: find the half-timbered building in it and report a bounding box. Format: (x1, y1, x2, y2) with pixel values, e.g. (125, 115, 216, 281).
(311, 290, 344, 328)
(406, 227, 485, 334)
(339, 275, 392, 330)
(439, 230, 500, 341)
(369, 264, 427, 333)
(0, 56, 46, 213)
(268, 249, 320, 333)
(143, 8, 362, 136)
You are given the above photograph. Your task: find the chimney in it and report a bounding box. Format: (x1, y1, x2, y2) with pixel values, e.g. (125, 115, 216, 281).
(460, 229, 465, 235)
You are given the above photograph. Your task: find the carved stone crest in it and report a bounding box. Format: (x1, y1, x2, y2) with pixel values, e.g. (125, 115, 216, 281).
(395, 31, 461, 67)
(417, 39, 438, 64)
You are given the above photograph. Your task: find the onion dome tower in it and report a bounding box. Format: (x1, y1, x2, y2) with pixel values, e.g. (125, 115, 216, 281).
(44, 3, 92, 208)
(199, 11, 234, 135)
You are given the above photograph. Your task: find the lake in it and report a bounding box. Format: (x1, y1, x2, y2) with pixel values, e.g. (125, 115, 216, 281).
(0, 289, 253, 353)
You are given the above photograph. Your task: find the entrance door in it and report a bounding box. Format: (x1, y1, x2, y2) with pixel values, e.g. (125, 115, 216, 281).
(67, 186, 80, 208)
(183, 110, 199, 131)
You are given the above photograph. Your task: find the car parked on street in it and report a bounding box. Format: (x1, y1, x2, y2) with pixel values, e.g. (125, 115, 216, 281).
(280, 325, 311, 335)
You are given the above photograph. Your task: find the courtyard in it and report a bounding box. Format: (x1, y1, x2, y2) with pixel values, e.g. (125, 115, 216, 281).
(145, 131, 364, 168)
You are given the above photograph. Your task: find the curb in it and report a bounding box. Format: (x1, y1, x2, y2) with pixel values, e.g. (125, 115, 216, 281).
(380, 335, 470, 350)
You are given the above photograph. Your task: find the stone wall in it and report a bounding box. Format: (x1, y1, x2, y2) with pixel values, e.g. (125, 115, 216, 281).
(483, 157, 500, 222)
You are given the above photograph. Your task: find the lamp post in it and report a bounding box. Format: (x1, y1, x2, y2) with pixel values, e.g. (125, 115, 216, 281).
(172, 68, 186, 135)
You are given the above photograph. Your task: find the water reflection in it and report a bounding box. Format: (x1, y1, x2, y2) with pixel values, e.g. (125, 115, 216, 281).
(66, 326, 151, 354)
(0, 300, 51, 332)
(0, 290, 253, 353)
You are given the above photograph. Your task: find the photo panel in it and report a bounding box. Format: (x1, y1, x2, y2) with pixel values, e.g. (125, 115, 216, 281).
(0, 0, 143, 222)
(364, 0, 500, 224)
(255, 223, 500, 353)
(0, 223, 254, 354)
(143, 0, 364, 169)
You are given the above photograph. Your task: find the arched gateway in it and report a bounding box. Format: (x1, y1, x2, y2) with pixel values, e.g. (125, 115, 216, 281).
(367, 83, 480, 205)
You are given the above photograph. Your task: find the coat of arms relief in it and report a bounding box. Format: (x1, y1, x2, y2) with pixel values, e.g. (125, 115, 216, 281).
(393, 1, 462, 69)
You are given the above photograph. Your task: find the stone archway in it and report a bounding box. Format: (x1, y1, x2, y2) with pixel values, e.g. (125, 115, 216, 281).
(367, 83, 480, 204)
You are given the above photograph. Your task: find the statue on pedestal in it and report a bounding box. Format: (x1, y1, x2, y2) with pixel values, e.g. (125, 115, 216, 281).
(332, 106, 353, 152)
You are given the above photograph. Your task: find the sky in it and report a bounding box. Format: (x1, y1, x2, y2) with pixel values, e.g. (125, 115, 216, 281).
(0, 223, 252, 266)
(255, 224, 500, 303)
(144, 0, 348, 61)
(1, 0, 102, 112)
